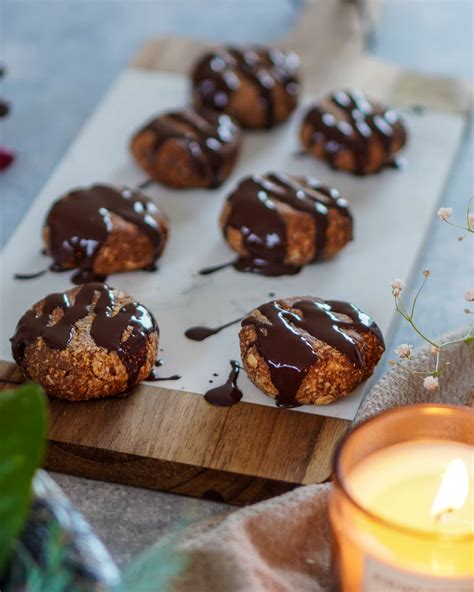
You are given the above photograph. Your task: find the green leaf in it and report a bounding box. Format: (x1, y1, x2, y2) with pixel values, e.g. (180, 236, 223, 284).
(0, 383, 47, 574)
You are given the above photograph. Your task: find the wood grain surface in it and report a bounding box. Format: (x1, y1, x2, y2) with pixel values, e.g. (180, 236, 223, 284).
(0, 360, 348, 504)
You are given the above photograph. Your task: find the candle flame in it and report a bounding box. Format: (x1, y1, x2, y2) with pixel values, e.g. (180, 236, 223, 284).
(431, 458, 469, 521)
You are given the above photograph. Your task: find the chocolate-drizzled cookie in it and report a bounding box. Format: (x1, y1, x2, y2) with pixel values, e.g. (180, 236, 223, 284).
(240, 296, 384, 407)
(44, 184, 168, 284)
(300, 90, 407, 175)
(192, 47, 300, 129)
(220, 172, 353, 276)
(130, 108, 241, 188)
(10, 283, 159, 400)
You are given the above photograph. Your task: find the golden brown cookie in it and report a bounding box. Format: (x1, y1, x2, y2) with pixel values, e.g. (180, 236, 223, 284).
(10, 283, 158, 400)
(300, 90, 407, 175)
(191, 47, 300, 129)
(44, 184, 168, 284)
(219, 172, 353, 276)
(239, 296, 384, 407)
(130, 108, 241, 188)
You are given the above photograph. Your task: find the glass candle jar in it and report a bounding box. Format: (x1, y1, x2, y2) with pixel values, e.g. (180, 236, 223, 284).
(330, 404, 474, 592)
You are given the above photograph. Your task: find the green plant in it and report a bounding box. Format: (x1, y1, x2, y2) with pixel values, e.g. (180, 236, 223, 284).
(0, 383, 47, 574)
(0, 383, 188, 591)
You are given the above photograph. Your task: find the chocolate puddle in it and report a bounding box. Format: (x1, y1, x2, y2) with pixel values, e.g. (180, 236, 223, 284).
(204, 360, 242, 407)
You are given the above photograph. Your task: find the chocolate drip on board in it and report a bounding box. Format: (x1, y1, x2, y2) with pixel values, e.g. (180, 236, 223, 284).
(10, 283, 158, 387)
(14, 269, 47, 280)
(0, 65, 10, 118)
(146, 369, 181, 382)
(223, 173, 352, 276)
(45, 184, 164, 284)
(304, 90, 406, 175)
(204, 360, 242, 407)
(145, 358, 181, 381)
(199, 261, 233, 276)
(242, 298, 384, 408)
(142, 110, 237, 188)
(192, 47, 299, 128)
(185, 317, 242, 341)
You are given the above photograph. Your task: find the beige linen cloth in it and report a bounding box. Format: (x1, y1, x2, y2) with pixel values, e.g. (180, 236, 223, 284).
(170, 332, 473, 592)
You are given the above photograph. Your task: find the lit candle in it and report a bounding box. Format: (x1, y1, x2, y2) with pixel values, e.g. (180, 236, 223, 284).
(330, 404, 474, 591)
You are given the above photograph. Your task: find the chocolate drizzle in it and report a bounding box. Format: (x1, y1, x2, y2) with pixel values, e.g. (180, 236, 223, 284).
(199, 261, 233, 276)
(223, 173, 352, 276)
(141, 109, 239, 188)
(14, 269, 47, 280)
(185, 317, 242, 341)
(10, 283, 158, 387)
(145, 358, 180, 381)
(0, 65, 10, 118)
(204, 360, 242, 407)
(304, 90, 407, 174)
(45, 184, 164, 284)
(146, 368, 181, 382)
(242, 298, 384, 407)
(192, 47, 299, 128)
(0, 100, 9, 118)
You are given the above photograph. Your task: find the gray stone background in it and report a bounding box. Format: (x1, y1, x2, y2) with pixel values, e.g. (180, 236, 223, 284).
(1, 0, 473, 566)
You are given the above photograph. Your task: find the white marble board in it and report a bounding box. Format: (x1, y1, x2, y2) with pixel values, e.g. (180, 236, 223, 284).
(0, 70, 465, 420)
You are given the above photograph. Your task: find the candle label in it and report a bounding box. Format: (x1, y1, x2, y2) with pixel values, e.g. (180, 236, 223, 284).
(362, 556, 472, 592)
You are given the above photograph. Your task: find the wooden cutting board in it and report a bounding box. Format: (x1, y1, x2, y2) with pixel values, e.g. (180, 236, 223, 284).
(0, 360, 348, 505)
(1, 2, 470, 505)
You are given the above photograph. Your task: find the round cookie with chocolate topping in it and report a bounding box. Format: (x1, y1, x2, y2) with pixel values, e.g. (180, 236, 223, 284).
(300, 90, 407, 175)
(239, 296, 384, 407)
(10, 283, 158, 401)
(130, 108, 241, 188)
(191, 46, 300, 129)
(44, 184, 168, 285)
(220, 172, 353, 276)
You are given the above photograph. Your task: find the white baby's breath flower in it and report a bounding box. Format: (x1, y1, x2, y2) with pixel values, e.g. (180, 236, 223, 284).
(391, 278, 405, 297)
(468, 213, 474, 231)
(395, 343, 413, 359)
(465, 289, 474, 302)
(423, 375, 439, 391)
(437, 207, 453, 221)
